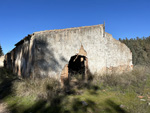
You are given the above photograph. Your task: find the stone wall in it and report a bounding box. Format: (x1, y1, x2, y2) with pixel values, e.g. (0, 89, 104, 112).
(0, 56, 4, 67)
(4, 35, 35, 77)
(4, 24, 133, 79)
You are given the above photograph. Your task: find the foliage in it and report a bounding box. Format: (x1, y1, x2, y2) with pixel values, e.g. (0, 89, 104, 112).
(0, 67, 16, 84)
(0, 44, 4, 56)
(119, 36, 150, 66)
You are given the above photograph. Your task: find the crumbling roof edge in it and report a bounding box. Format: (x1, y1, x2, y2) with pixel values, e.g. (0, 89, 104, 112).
(105, 32, 113, 37)
(34, 24, 103, 34)
(15, 34, 33, 46)
(14, 24, 103, 46)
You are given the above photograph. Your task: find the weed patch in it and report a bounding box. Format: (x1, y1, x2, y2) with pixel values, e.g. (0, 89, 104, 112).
(1, 66, 150, 113)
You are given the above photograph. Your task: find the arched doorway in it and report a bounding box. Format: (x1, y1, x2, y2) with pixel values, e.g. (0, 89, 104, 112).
(60, 45, 88, 85)
(68, 54, 88, 80)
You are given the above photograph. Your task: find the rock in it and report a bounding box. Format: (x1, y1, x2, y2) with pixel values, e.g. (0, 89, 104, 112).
(76, 90, 83, 95)
(147, 96, 150, 99)
(140, 99, 146, 101)
(138, 96, 144, 99)
(120, 104, 125, 108)
(81, 101, 88, 106)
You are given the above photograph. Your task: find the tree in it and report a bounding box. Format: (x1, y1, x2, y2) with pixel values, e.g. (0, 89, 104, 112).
(0, 44, 4, 56)
(119, 38, 122, 41)
(120, 36, 150, 66)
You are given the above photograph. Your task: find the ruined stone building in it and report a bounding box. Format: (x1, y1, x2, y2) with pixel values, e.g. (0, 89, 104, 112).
(4, 24, 133, 81)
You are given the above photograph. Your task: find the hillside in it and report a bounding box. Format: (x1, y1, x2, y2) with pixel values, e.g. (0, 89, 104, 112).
(119, 36, 150, 66)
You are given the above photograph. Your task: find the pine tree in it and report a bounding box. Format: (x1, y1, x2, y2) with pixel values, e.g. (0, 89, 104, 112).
(120, 36, 150, 66)
(0, 44, 4, 56)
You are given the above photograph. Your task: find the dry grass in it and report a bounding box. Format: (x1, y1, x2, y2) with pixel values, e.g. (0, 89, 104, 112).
(1, 66, 150, 113)
(6, 66, 150, 99)
(12, 78, 61, 99)
(91, 66, 150, 90)
(12, 66, 150, 97)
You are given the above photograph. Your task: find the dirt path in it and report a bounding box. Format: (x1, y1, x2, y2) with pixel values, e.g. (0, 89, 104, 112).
(0, 102, 9, 113)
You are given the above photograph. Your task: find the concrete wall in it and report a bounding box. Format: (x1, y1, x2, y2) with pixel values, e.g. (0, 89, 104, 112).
(5, 24, 133, 78)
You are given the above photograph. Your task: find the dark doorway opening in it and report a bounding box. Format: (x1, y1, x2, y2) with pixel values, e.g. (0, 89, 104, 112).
(68, 55, 87, 80)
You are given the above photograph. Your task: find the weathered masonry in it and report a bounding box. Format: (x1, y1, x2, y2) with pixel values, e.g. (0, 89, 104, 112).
(4, 24, 133, 81)
(0, 56, 4, 67)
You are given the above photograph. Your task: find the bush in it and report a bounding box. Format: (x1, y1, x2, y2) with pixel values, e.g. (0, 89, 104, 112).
(12, 78, 61, 99)
(91, 66, 150, 93)
(1, 66, 150, 113)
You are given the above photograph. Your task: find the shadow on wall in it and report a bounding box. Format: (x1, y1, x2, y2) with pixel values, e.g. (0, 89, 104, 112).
(4, 35, 68, 79)
(31, 37, 67, 78)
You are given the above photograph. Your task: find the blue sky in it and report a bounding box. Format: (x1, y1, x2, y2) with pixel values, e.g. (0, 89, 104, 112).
(0, 0, 150, 54)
